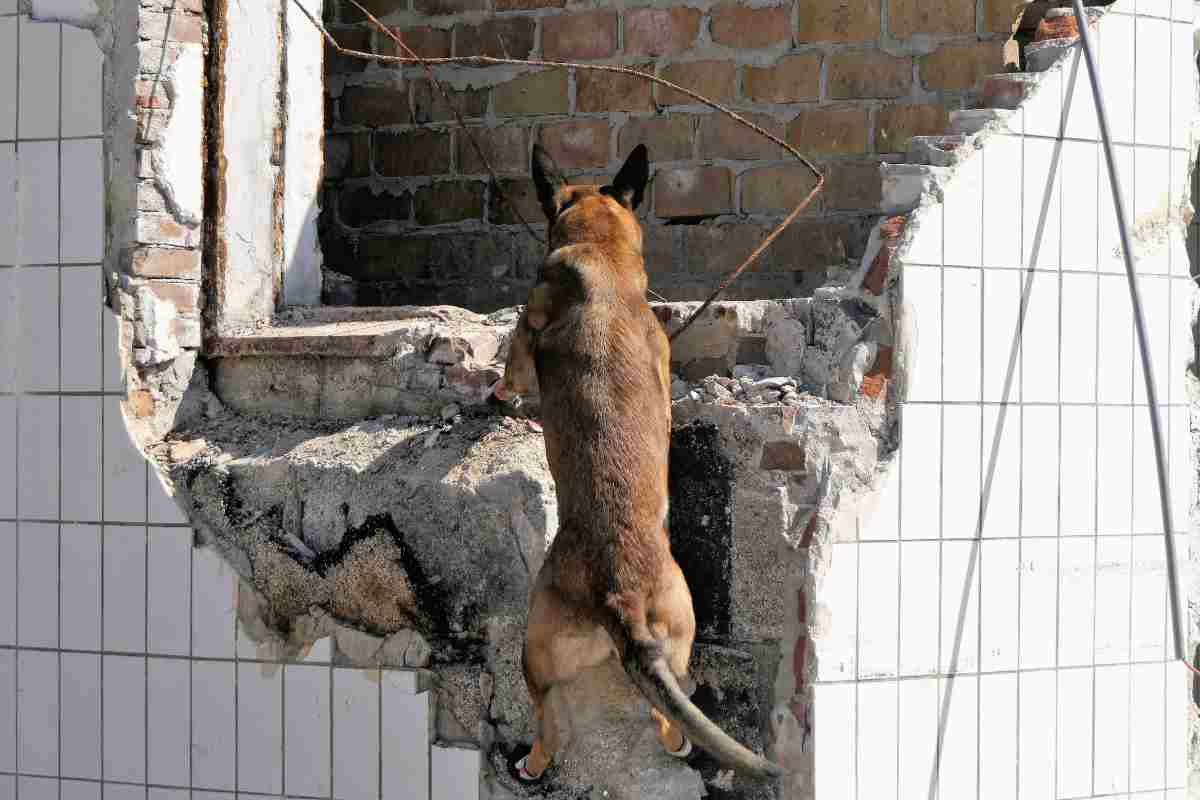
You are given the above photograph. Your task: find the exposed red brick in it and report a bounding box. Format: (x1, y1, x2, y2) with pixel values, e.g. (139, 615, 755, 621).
(761, 440, 807, 470)
(1035, 14, 1080, 41)
(742, 54, 821, 103)
(413, 182, 485, 225)
(374, 130, 452, 177)
(682, 223, 772, 273)
(875, 103, 950, 153)
(489, 178, 543, 225)
(740, 165, 820, 214)
(642, 225, 677, 273)
(495, 0, 563, 8)
(792, 637, 807, 690)
(657, 61, 736, 106)
(409, 81, 489, 123)
(878, 215, 906, 241)
(342, 0, 408, 21)
(828, 51, 912, 99)
(822, 160, 882, 211)
(338, 186, 411, 227)
(536, 120, 610, 169)
(979, 76, 1030, 109)
(140, 11, 205, 44)
(412, 0, 485, 15)
(144, 281, 201, 314)
(541, 11, 618, 61)
(889, 0, 975, 38)
(981, 0, 1025, 34)
(786, 108, 869, 155)
(325, 28, 373, 74)
(799, 511, 819, 549)
(381, 26, 451, 59)
(710, 3, 792, 49)
(135, 79, 169, 109)
(618, 116, 695, 163)
(698, 113, 788, 161)
(772, 221, 853, 270)
(860, 345, 894, 398)
(623, 7, 701, 56)
(654, 166, 732, 218)
(136, 214, 199, 248)
(128, 389, 155, 418)
(457, 125, 528, 175)
(796, 0, 881, 42)
(127, 247, 201, 279)
(493, 70, 569, 115)
(341, 85, 411, 127)
(576, 64, 655, 112)
(454, 17, 535, 58)
(327, 132, 372, 179)
(919, 42, 1004, 92)
(860, 216, 905, 295)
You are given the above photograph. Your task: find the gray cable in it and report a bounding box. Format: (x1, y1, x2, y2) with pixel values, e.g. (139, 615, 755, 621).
(1070, 0, 1190, 669)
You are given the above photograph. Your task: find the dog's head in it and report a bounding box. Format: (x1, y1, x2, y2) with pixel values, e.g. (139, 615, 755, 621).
(532, 144, 649, 252)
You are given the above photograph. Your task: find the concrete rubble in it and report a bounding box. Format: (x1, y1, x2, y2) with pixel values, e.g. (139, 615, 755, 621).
(140, 221, 903, 797)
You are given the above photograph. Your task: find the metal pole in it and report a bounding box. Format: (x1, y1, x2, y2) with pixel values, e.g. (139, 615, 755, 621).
(1070, 0, 1187, 665)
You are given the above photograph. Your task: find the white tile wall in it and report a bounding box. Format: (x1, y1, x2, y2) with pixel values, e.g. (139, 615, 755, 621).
(822, 6, 1194, 798)
(147, 657, 192, 786)
(17, 523, 57, 649)
(60, 653, 101, 780)
(0, 11, 477, 800)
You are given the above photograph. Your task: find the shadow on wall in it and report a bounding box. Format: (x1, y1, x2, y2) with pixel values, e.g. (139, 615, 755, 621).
(1190, 39, 1200, 373)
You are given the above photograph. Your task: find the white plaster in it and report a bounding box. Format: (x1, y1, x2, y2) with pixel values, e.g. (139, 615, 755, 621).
(29, 0, 99, 28)
(133, 287, 181, 366)
(282, 0, 324, 307)
(152, 44, 204, 228)
(221, 0, 283, 328)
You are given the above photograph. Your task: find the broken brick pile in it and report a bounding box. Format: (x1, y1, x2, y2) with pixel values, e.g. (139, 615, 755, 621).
(320, 0, 1035, 310)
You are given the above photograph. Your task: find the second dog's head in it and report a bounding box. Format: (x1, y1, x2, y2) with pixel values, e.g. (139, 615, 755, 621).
(532, 143, 649, 253)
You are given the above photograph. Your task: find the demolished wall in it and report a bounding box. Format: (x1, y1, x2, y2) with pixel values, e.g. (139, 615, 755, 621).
(33, 0, 1199, 798)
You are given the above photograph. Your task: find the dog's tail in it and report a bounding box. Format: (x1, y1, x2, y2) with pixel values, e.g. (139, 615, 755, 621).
(611, 626, 785, 780)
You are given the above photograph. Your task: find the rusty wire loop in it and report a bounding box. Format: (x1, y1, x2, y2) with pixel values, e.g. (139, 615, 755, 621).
(294, 0, 825, 341)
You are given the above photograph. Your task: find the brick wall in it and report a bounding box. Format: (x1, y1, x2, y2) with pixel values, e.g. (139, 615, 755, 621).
(320, 0, 1028, 310)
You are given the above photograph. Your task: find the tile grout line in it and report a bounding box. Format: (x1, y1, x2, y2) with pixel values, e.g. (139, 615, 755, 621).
(11, 8, 19, 799)
(931, 263, 944, 800)
(1089, 122, 1102, 798)
(974, 144, 986, 800)
(1126, 10, 1139, 795)
(55, 19, 63, 800)
(852, 536, 860, 800)
(1052, 74, 1066, 797)
(1161, 15, 1175, 792)
(187, 522, 194, 795)
(1014, 106, 1027, 800)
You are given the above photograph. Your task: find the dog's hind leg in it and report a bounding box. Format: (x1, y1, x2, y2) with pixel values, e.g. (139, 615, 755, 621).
(519, 582, 613, 780)
(647, 561, 698, 757)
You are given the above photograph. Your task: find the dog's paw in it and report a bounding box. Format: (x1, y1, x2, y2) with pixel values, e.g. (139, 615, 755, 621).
(514, 754, 544, 783)
(666, 735, 693, 759)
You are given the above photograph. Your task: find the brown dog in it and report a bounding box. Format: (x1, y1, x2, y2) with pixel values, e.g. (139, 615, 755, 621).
(495, 144, 783, 782)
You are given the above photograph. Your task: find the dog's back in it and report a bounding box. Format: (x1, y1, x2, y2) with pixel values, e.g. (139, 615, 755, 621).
(531, 221, 673, 604)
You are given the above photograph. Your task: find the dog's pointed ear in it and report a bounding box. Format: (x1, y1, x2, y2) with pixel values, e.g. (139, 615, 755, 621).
(532, 143, 567, 221)
(607, 145, 649, 210)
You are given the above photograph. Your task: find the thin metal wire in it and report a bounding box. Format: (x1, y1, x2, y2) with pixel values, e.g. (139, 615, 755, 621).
(293, 0, 825, 341)
(1069, 0, 1198, 677)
